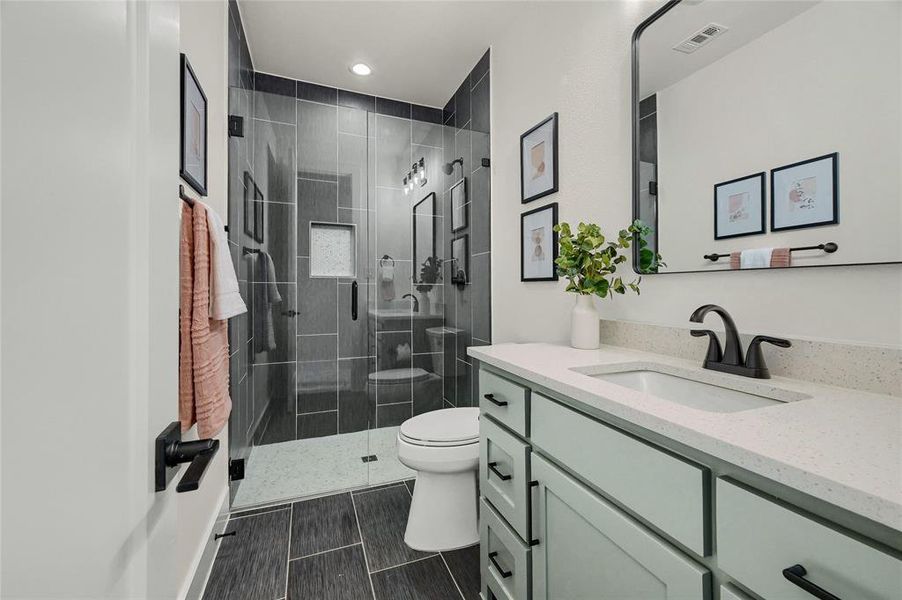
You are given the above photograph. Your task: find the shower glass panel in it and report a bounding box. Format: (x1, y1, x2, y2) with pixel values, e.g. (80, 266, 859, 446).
(227, 87, 448, 509)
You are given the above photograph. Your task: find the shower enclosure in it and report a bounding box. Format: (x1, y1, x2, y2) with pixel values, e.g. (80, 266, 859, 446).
(226, 76, 466, 509)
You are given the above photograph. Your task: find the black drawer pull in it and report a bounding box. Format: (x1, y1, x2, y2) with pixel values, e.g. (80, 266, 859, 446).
(484, 393, 508, 407)
(488, 552, 512, 578)
(487, 461, 512, 481)
(782, 564, 841, 600)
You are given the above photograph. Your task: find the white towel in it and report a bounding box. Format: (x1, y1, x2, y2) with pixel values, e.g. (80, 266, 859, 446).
(205, 205, 247, 320)
(740, 247, 774, 269)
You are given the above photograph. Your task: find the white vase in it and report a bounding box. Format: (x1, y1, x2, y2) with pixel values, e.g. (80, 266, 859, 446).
(570, 295, 600, 349)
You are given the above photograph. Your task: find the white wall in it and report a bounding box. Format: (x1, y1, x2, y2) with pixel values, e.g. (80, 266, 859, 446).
(177, 1, 231, 597)
(490, 1, 902, 348)
(657, 1, 901, 269)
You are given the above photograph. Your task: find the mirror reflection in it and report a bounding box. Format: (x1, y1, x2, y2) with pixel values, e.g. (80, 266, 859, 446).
(634, 0, 901, 273)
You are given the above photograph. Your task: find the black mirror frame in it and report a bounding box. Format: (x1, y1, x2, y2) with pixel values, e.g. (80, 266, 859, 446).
(629, 0, 900, 275)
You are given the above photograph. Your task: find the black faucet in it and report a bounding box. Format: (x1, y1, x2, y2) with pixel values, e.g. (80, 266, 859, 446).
(689, 304, 791, 379)
(402, 293, 419, 313)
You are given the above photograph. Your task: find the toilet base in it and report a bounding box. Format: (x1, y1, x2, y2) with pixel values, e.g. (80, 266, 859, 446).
(404, 470, 479, 552)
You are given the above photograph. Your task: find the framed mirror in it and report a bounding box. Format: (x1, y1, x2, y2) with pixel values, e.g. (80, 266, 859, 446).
(632, 0, 901, 274)
(412, 192, 437, 283)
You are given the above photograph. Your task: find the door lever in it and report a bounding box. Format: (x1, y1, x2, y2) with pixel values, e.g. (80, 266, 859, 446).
(351, 281, 358, 321)
(155, 422, 220, 493)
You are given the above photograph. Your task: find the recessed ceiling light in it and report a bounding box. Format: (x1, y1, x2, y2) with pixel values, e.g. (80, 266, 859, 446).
(350, 63, 372, 76)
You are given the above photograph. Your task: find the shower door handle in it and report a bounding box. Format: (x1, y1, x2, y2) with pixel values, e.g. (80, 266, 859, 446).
(351, 281, 358, 321)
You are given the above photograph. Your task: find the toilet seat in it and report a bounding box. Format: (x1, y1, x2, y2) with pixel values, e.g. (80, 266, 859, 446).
(399, 407, 479, 447)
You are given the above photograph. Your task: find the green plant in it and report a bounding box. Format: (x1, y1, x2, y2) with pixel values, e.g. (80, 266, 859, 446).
(553, 220, 665, 298)
(415, 255, 442, 294)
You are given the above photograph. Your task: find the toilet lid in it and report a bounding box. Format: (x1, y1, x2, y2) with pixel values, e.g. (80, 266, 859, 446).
(400, 407, 480, 446)
(368, 368, 432, 385)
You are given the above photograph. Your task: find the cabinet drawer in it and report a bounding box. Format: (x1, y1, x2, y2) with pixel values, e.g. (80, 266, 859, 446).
(531, 393, 709, 556)
(717, 478, 902, 600)
(481, 498, 531, 600)
(481, 415, 531, 541)
(479, 368, 529, 437)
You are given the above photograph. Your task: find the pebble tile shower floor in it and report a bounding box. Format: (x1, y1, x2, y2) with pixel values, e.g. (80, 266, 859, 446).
(202, 480, 480, 600)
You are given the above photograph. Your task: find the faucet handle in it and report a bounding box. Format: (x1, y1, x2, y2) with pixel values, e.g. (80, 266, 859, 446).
(745, 335, 791, 379)
(690, 329, 723, 365)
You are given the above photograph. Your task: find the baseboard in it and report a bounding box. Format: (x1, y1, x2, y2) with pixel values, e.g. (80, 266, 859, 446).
(181, 489, 230, 600)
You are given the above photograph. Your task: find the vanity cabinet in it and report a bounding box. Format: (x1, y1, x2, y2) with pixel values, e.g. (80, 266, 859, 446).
(717, 478, 902, 600)
(477, 364, 902, 600)
(530, 453, 710, 599)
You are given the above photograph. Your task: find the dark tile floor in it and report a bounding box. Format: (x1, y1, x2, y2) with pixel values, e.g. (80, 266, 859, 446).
(203, 480, 480, 600)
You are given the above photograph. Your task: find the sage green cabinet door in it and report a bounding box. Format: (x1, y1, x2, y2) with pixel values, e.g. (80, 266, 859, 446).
(531, 454, 710, 600)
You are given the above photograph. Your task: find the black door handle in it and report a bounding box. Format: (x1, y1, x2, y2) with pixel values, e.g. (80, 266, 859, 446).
(782, 564, 841, 600)
(487, 461, 512, 481)
(281, 309, 299, 317)
(351, 281, 358, 321)
(488, 552, 512, 578)
(484, 393, 508, 407)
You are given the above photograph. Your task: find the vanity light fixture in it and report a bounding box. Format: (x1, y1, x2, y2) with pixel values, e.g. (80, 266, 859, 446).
(403, 159, 427, 192)
(350, 63, 372, 76)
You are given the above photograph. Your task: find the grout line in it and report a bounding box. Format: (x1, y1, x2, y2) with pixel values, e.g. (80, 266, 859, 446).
(350, 493, 378, 600)
(368, 553, 438, 575)
(470, 67, 489, 91)
(253, 115, 296, 128)
(289, 541, 363, 563)
(296, 409, 338, 416)
(440, 553, 467, 600)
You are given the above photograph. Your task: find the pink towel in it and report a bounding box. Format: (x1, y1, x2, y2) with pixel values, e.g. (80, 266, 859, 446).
(729, 252, 741, 270)
(770, 247, 791, 268)
(179, 201, 232, 438)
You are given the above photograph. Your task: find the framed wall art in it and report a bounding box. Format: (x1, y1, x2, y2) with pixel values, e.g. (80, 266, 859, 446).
(520, 113, 559, 203)
(771, 153, 839, 232)
(521, 203, 559, 281)
(714, 172, 766, 239)
(180, 54, 208, 196)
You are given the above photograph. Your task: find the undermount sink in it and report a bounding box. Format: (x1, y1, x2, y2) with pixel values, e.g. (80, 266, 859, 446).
(574, 363, 810, 413)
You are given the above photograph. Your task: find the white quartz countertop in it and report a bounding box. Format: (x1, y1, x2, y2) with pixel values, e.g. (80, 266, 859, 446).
(468, 342, 902, 533)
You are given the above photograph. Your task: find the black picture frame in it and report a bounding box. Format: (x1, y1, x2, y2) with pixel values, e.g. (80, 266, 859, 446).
(450, 178, 468, 232)
(520, 113, 559, 204)
(253, 184, 264, 243)
(713, 172, 766, 240)
(770, 152, 839, 232)
(451, 235, 469, 285)
(179, 53, 208, 196)
(412, 192, 436, 282)
(243, 171, 255, 239)
(520, 203, 559, 282)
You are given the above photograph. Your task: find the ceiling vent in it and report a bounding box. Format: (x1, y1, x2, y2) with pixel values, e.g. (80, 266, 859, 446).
(673, 23, 728, 54)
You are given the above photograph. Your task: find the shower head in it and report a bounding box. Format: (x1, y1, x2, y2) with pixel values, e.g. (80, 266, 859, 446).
(443, 157, 464, 175)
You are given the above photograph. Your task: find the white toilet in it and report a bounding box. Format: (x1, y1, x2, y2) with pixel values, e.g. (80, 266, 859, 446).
(397, 407, 480, 552)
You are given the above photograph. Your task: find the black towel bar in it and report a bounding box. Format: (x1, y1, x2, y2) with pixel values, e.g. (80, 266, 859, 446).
(704, 242, 837, 262)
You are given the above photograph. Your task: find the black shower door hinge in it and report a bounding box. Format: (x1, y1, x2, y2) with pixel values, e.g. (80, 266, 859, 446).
(229, 458, 245, 481)
(228, 115, 244, 138)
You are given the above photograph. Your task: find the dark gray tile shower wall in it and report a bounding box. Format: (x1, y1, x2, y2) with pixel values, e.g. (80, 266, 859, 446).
(442, 50, 492, 409)
(236, 69, 465, 443)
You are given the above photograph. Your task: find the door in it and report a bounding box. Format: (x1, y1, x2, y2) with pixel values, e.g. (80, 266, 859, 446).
(2, 1, 185, 597)
(530, 454, 710, 600)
